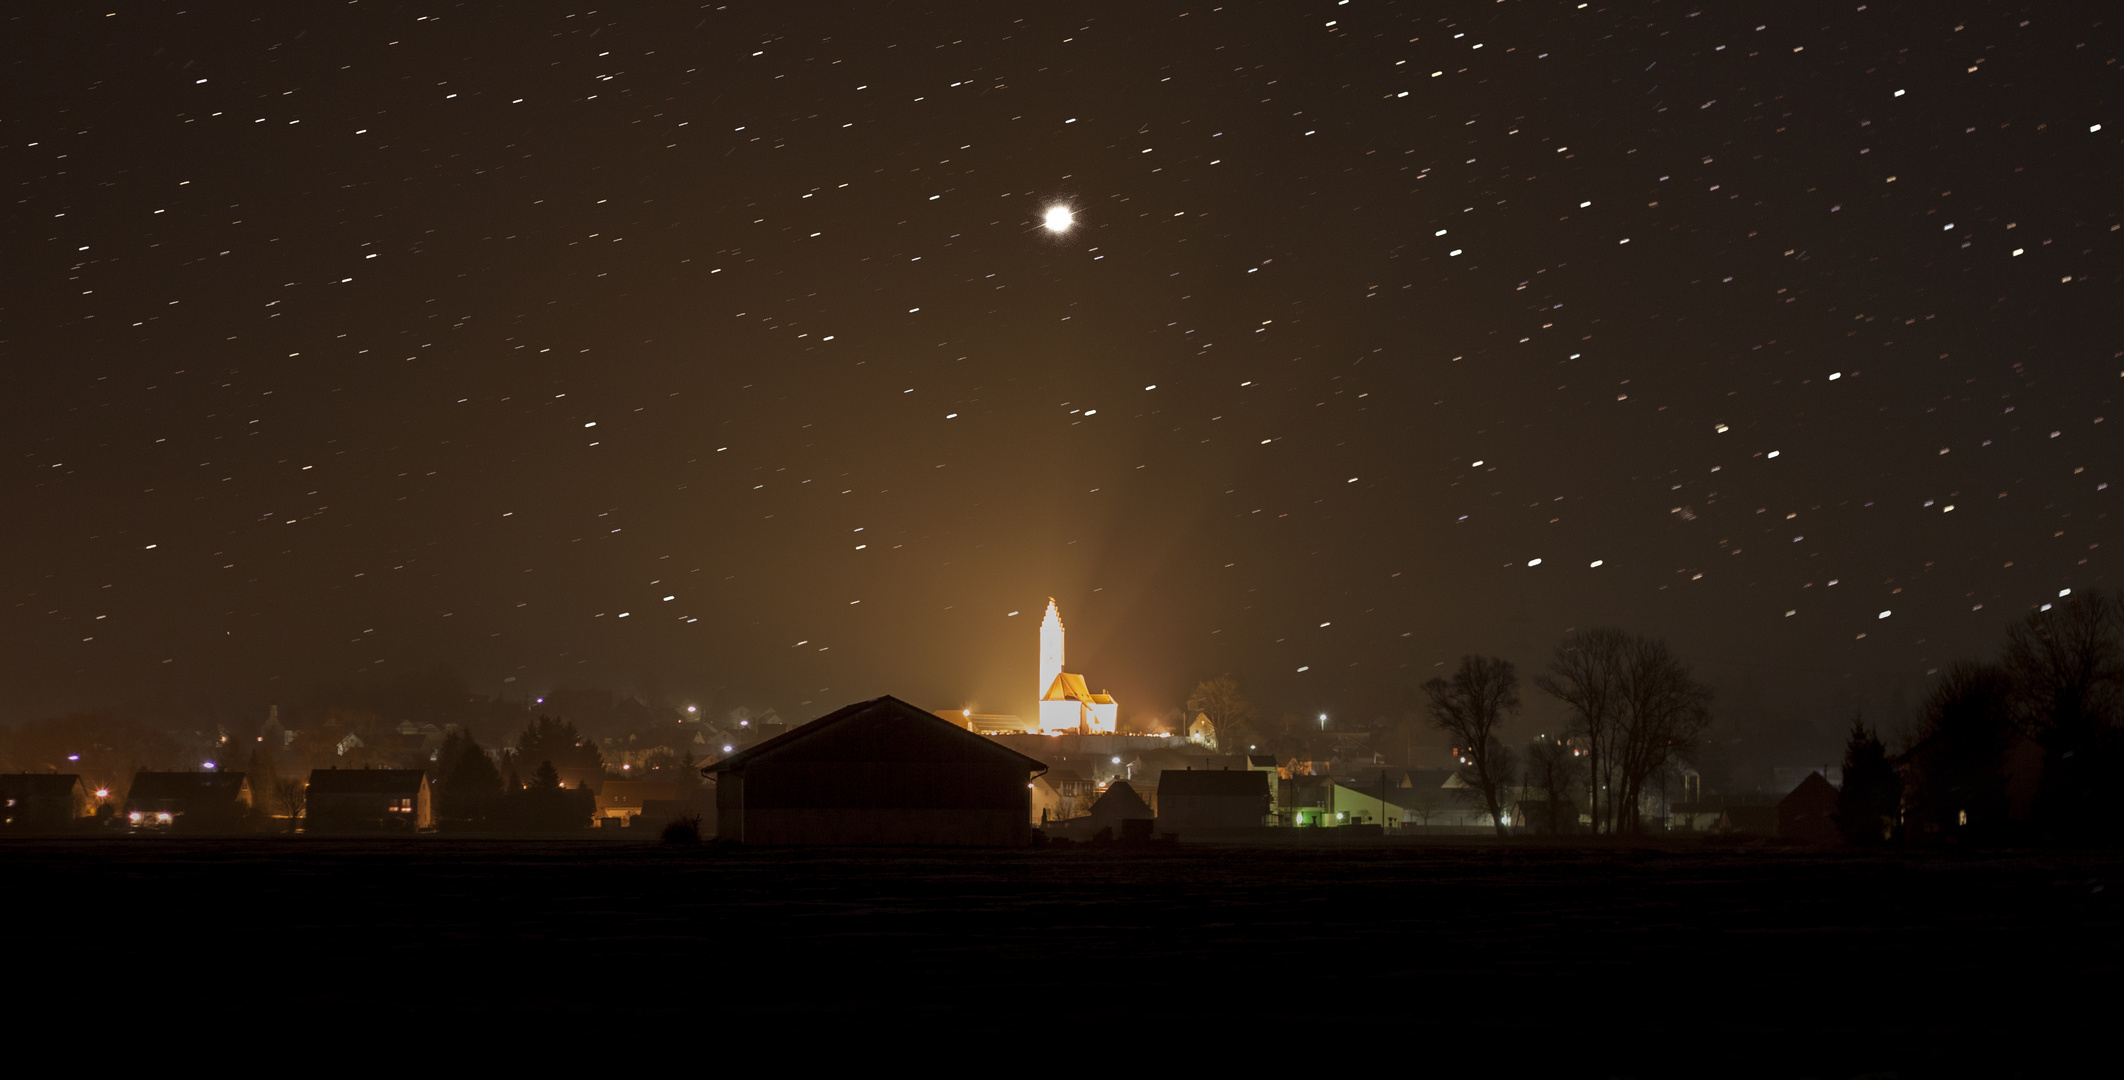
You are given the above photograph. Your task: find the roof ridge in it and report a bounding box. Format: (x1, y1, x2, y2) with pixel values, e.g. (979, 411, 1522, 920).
(703, 694, 1050, 774)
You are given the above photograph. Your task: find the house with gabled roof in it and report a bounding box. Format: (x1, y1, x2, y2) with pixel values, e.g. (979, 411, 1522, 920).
(305, 767, 431, 831)
(1047, 778, 1157, 842)
(1777, 771, 1841, 843)
(2, 774, 91, 830)
(595, 779, 684, 826)
(702, 695, 1048, 846)
(125, 771, 253, 830)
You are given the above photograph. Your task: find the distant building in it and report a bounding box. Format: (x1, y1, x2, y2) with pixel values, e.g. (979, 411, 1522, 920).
(933, 709, 1032, 734)
(306, 768, 431, 831)
(125, 771, 253, 830)
(1156, 768, 1272, 832)
(1772, 765, 1844, 794)
(1087, 780, 1154, 835)
(1031, 769, 1102, 826)
(703, 695, 1049, 846)
(1322, 784, 1408, 828)
(595, 779, 684, 826)
(1279, 772, 1428, 828)
(2, 774, 91, 830)
(1777, 771, 1841, 844)
(1048, 779, 1156, 841)
(550, 766, 605, 793)
(1187, 713, 1217, 749)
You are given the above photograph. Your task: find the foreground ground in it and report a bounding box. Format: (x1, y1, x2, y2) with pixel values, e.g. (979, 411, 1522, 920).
(9, 837, 2115, 1074)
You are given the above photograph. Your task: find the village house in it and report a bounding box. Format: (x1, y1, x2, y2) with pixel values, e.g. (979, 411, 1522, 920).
(1278, 771, 1431, 828)
(2, 774, 92, 830)
(125, 771, 253, 830)
(1046, 778, 1156, 841)
(703, 695, 1048, 846)
(1031, 767, 1101, 824)
(1777, 771, 1842, 843)
(1085, 779, 1155, 839)
(594, 779, 684, 827)
(305, 767, 432, 831)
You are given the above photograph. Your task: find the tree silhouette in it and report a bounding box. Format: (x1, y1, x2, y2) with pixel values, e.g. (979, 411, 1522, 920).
(270, 777, 306, 830)
(1185, 676, 1257, 752)
(1609, 635, 1715, 834)
(436, 731, 503, 825)
(531, 759, 562, 790)
(516, 715, 604, 771)
(1834, 716, 1902, 845)
(1522, 737, 1581, 834)
(1539, 629, 1713, 834)
(1904, 662, 2014, 839)
(1537, 629, 1628, 834)
(2002, 591, 2124, 838)
(1423, 655, 1520, 838)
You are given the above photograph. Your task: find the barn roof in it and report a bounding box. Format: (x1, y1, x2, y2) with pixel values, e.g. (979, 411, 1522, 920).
(1, 773, 86, 799)
(703, 695, 1049, 775)
(306, 768, 428, 795)
(127, 771, 249, 803)
(0, 773, 86, 799)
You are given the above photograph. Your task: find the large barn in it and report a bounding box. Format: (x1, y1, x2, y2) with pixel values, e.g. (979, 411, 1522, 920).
(1157, 768, 1273, 832)
(702, 695, 1048, 846)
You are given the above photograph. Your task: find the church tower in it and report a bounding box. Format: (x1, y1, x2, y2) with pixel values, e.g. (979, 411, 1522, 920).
(1038, 598, 1065, 701)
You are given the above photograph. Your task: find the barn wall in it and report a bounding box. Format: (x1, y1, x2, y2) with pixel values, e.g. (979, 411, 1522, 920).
(741, 808, 1030, 847)
(716, 774, 745, 841)
(746, 761, 1027, 810)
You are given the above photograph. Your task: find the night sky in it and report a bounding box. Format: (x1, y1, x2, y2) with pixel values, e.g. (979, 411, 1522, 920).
(5, 2, 2116, 759)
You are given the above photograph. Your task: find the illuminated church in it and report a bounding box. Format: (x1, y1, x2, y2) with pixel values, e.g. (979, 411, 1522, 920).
(1037, 599, 1119, 734)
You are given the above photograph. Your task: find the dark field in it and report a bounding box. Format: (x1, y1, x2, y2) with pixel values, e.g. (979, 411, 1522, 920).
(11, 837, 2117, 1073)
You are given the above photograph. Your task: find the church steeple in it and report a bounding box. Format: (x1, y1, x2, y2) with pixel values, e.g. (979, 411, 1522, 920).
(1038, 598, 1065, 700)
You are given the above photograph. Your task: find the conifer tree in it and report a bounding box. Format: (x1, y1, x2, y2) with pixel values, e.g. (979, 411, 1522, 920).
(437, 733, 503, 824)
(1835, 717, 1902, 844)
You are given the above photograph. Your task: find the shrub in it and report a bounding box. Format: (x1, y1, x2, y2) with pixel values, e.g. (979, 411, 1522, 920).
(660, 814, 702, 845)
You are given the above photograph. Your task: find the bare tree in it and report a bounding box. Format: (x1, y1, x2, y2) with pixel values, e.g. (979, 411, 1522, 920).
(1186, 676, 1257, 752)
(1537, 628, 1629, 833)
(1538, 629, 1713, 834)
(2002, 590, 2124, 834)
(270, 776, 307, 831)
(1423, 655, 1520, 838)
(1405, 782, 1445, 826)
(1609, 635, 1716, 834)
(1522, 737, 1581, 834)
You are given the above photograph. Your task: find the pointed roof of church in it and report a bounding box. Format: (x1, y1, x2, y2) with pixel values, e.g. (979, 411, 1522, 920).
(1043, 671, 1092, 701)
